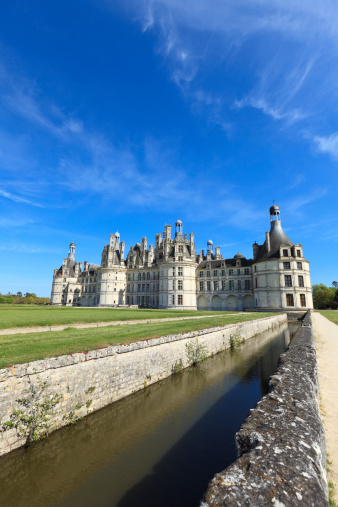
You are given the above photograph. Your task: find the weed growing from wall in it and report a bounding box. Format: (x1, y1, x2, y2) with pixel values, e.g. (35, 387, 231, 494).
(186, 339, 208, 366)
(2, 378, 62, 445)
(229, 330, 244, 349)
(172, 359, 183, 375)
(63, 404, 83, 425)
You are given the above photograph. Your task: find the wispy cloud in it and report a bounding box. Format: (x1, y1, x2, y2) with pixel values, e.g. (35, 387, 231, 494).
(0, 189, 44, 208)
(122, 0, 338, 148)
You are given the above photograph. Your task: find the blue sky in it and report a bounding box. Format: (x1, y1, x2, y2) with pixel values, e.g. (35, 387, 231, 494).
(0, 0, 337, 296)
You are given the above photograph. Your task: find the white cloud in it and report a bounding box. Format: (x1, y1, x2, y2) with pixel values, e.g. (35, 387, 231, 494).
(313, 132, 338, 159)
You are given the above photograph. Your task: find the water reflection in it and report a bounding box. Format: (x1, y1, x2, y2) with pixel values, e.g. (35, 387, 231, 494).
(0, 322, 297, 507)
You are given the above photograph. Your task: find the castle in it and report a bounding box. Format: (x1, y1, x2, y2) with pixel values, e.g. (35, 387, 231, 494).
(51, 204, 313, 310)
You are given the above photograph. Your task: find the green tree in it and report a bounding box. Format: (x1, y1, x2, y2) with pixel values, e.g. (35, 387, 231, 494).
(312, 284, 336, 309)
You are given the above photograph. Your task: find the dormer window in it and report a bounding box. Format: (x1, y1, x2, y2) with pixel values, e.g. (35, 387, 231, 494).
(283, 249, 288, 257)
(297, 249, 301, 257)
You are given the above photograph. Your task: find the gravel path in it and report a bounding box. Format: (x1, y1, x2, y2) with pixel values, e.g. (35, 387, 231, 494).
(312, 311, 338, 503)
(0, 313, 250, 336)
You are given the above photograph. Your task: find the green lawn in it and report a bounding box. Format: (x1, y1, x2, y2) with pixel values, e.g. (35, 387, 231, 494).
(0, 305, 230, 329)
(316, 310, 338, 326)
(0, 313, 278, 368)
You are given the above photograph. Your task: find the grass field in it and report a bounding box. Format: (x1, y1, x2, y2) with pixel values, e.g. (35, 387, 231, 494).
(0, 312, 278, 368)
(316, 310, 338, 326)
(0, 305, 229, 329)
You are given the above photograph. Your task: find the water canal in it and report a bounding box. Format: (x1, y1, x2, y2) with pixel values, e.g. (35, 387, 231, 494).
(0, 321, 299, 507)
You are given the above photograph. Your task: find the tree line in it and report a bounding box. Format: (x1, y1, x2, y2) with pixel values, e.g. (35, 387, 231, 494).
(0, 292, 50, 305)
(312, 282, 338, 309)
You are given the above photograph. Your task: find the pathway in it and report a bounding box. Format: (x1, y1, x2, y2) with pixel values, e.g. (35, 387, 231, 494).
(312, 311, 338, 504)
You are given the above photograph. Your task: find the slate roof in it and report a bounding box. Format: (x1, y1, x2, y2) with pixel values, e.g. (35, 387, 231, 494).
(254, 220, 293, 262)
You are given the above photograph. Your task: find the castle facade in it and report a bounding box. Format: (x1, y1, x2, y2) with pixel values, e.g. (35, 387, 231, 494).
(51, 204, 313, 311)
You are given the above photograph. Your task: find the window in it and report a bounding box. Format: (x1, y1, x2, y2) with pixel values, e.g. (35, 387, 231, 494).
(206, 271, 210, 277)
(199, 271, 204, 277)
(178, 245, 183, 253)
(178, 280, 183, 290)
(128, 274, 131, 281)
(255, 278, 258, 288)
(178, 256, 183, 261)
(221, 270, 226, 276)
(229, 269, 233, 275)
(138, 284, 141, 292)
(284, 275, 292, 287)
(146, 284, 150, 292)
(207, 281, 211, 291)
(178, 295, 183, 305)
(237, 269, 240, 275)
(142, 284, 145, 291)
(283, 262, 291, 269)
(244, 268, 249, 275)
(238, 280, 241, 290)
(138, 273, 141, 280)
(297, 249, 301, 257)
(172, 280, 175, 290)
(286, 294, 294, 306)
(283, 249, 288, 257)
(200, 281, 204, 291)
(254, 266, 257, 272)
(300, 294, 306, 307)
(298, 275, 304, 287)
(297, 262, 302, 270)
(63, 278, 66, 282)
(229, 280, 234, 290)
(178, 267, 183, 276)
(172, 267, 175, 277)
(245, 279, 250, 290)
(147, 272, 150, 280)
(213, 270, 218, 277)
(171, 295, 175, 305)
(142, 272, 146, 280)
(132, 273, 135, 280)
(222, 280, 226, 290)
(214, 281, 219, 291)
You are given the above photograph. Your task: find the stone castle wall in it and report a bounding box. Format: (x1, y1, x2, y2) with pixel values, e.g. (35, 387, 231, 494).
(0, 314, 286, 457)
(202, 311, 328, 506)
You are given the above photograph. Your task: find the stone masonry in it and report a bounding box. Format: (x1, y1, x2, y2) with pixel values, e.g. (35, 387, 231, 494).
(0, 314, 286, 456)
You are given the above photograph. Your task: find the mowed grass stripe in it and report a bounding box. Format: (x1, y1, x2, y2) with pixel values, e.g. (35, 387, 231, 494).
(316, 310, 338, 326)
(0, 305, 228, 329)
(0, 313, 278, 368)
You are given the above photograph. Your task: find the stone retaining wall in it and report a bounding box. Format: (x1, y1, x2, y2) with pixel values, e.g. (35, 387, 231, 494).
(201, 311, 328, 507)
(0, 314, 286, 457)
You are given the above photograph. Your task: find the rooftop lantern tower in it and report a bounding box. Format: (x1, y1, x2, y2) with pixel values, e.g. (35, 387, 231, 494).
(114, 230, 120, 251)
(207, 238, 213, 252)
(68, 242, 76, 261)
(269, 203, 282, 233)
(175, 219, 183, 238)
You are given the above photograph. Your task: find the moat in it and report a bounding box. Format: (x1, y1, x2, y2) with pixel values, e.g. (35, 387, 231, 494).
(0, 322, 299, 507)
